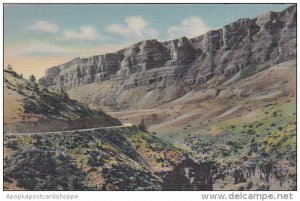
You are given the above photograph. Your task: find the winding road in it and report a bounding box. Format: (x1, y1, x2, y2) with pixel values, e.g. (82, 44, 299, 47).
(5, 123, 134, 136)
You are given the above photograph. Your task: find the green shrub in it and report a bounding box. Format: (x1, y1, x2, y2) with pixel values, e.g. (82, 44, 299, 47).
(239, 66, 256, 79)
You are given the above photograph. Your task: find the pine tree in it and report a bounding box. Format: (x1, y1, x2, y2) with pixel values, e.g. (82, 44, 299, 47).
(29, 75, 36, 83)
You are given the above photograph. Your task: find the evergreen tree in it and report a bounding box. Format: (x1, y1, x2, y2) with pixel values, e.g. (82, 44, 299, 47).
(29, 75, 36, 83)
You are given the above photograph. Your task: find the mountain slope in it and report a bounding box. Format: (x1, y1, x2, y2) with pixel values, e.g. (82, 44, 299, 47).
(4, 70, 121, 133)
(4, 127, 184, 190)
(152, 60, 295, 190)
(141, 60, 296, 137)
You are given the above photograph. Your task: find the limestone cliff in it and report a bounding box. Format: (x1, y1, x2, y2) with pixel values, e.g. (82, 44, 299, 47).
(39, 5, 296, 110)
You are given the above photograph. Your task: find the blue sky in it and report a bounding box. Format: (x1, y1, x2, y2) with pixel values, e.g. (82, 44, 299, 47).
(4, 4, 292, 78)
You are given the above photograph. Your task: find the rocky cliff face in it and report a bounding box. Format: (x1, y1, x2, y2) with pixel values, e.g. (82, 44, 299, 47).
(39, 5, 296, 110)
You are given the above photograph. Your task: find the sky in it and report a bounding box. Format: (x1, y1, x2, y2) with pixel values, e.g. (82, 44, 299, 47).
(4, 3, 292, 78)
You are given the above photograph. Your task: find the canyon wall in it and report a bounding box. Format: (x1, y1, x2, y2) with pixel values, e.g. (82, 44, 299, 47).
(39, 5, 296, 110)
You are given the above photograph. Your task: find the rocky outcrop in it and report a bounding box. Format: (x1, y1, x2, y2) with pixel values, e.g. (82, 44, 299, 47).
(162, 156, 214, 190)
(39, 5, 296, 110)
(39, 54, 122, 90)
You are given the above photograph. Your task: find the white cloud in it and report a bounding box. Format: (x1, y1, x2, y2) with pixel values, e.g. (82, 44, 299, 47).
(106, 16, 158, 40)
(168, 17, 210, 39)
(30, 21, 60, 33)
(62, 26, 100, 41)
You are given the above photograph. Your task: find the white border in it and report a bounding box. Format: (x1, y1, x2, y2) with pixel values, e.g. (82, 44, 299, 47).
(1, 1, 299, 201)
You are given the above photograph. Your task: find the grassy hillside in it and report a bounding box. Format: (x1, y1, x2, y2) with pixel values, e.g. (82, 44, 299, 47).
(4, 70, 121, 133)
(172, 60, 296, 190)
(112, 60, 296, 138)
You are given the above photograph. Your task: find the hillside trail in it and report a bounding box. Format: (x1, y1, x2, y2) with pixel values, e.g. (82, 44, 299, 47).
(5, 123, 134, 136)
